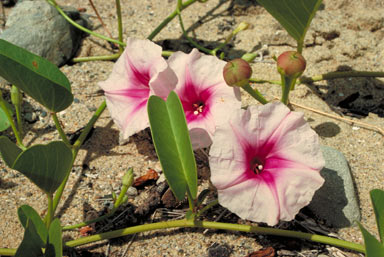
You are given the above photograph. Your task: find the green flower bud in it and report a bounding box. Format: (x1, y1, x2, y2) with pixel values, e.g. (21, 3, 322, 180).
(241, 53, 258, 63)
(122, 167, 134, 187)
(276, 51, 306, 78)
(233, 22, 249, 35)
(223, 58, 252, 87)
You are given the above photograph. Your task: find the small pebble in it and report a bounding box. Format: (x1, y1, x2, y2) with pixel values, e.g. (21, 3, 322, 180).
(73, 98, 80, 103)
(24, 112, 37, 123)
(127, 186, 138, 197)
(87, 106, 97, 112)
(40, 111, 47, 117)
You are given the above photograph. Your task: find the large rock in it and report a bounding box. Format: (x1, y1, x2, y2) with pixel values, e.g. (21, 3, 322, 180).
(0, 0, 90, 67)
(308, 145, 361, 228)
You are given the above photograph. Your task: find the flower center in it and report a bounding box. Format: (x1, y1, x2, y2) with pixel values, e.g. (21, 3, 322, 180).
(250, 157, 264, 175)
(192, 101, 205, 115)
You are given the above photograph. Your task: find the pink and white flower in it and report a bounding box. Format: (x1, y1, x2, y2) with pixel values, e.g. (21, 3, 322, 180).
(209, 102, 325, 226)
(99, 38, 178, 139)
(167, 49, 241, 149)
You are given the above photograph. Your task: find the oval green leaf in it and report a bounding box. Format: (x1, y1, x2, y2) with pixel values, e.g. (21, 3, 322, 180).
(0, 101, 13, 132)
(0, 39, 73, 112)
(18, 205, 48, 245)
(148, 91, 197, 200)
(12, 141, 73, 194)
(370, 189, 384, 243)
(256, 0, 322, 52)
(15, 218, 44, 257)
(0, 135, 22, 167)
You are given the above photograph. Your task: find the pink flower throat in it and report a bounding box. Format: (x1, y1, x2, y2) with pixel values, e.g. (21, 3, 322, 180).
(250, 157, 264, 174)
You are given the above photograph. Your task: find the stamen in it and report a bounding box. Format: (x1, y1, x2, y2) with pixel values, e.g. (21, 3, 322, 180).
(192, 101, 205, 115)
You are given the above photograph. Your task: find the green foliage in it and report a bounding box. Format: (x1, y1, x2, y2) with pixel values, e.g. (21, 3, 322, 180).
(357, 189, 384, 256)
(0, 39, 73, 112)
(0, 101, 13, 132)
(0, 138, 73, 194)
(12, 141, 73, 194)
(46, 219, 63, 257)
(147, 91, 197, 201)
(358, 222, 384, 257)
(16, 206, 62, 257)
(15, 219, 44, 257)
(0, 136, 22, 167)
(18, 205, 48, 245)
(256, 0, 322, 52)
(371, 189, 384, 242)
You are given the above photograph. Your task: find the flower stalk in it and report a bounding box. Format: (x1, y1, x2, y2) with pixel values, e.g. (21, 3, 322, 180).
(51, 112, 71, 148)
(45, 193, 54, 228)
(115, 0, 124, 53)
(280, 75, 296, 105)
(46, 0, 125, 47)
(147, 0, 200, 40)
(0, 219, 365, 256)
(241, 84, 268, 104)
(0, 90, 25, 149)
(51, 101, 106, 215)
(63, 219, 365, 253)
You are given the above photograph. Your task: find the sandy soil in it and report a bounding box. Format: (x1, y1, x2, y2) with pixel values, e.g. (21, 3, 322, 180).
(1, 0, 384, 256)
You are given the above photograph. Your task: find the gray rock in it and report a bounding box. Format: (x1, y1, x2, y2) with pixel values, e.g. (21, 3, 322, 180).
(308, 145, 361, 228)
(0, 0, 91, 67)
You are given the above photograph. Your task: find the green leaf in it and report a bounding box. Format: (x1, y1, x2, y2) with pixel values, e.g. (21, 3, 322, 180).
(371, 189, 384, 243)
(15, 218, 44, 257)
(0, 136, 22, 167)
(147, 91, 197, 200)
(18, 205, 48, 245)
(358, 222, 384, 257)
(45, 218, 62, 257)
(0, 39, 73, 112)
(12, 141, 73, 194)
(0, 101, 13, 132)
(256, 0, 322, 52)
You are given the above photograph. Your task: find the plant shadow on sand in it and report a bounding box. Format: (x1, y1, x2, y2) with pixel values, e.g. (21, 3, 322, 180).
(303, 65, 384, 119)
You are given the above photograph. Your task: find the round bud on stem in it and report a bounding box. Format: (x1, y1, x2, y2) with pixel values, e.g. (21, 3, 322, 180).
(223, 58, 252, 87)
(277, 51, 306, 78)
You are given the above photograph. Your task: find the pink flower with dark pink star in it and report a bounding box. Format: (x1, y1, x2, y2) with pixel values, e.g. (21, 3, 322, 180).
(209, 102, 325, 226)
(167, 49, 241, 149)
(99, 38, 177, 140)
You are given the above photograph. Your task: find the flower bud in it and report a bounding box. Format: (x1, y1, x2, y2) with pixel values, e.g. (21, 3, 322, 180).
(223, 58, 252, 87)
(233, 22, 249, 35)
(241, 53, 257, 63)
(277, 51, 306, 78)
(122, 167, 134, 187)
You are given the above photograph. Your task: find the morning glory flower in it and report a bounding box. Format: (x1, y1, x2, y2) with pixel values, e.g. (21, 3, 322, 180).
(99, 38, 177, 140)
(209, 102, 325, 226)
(167, 49, 241, 149)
